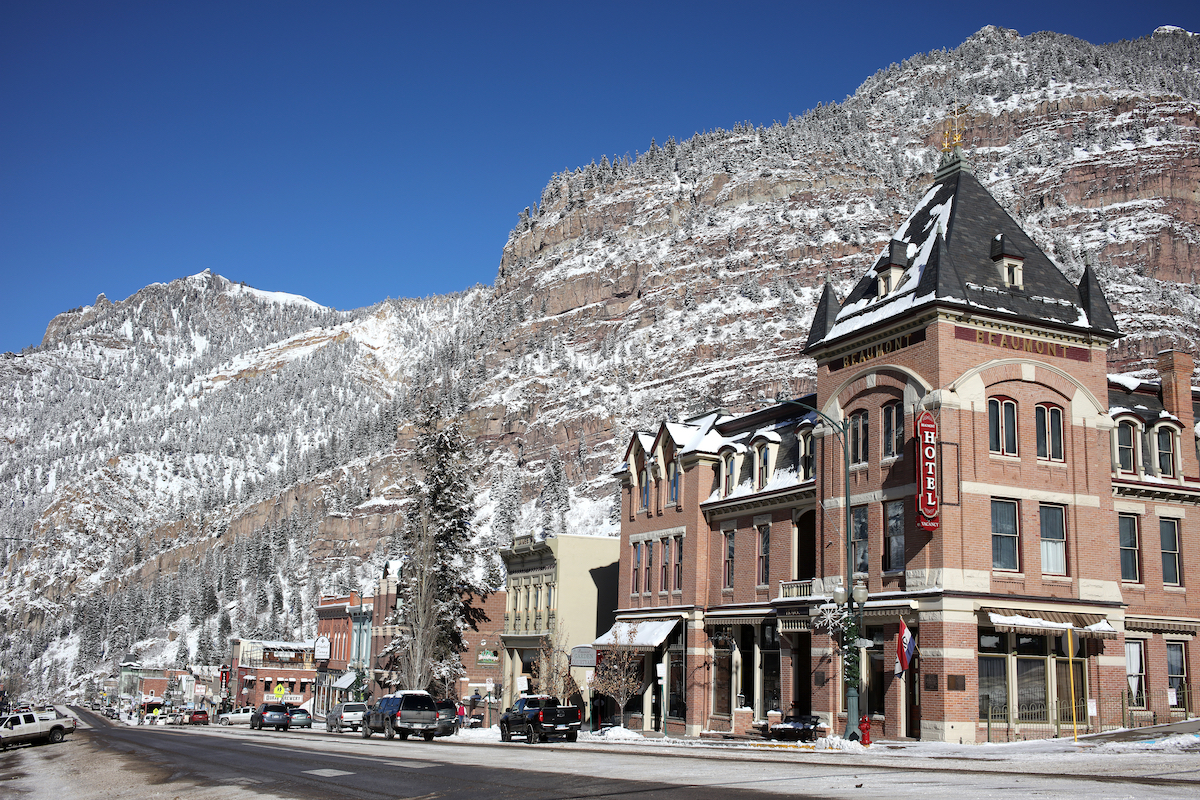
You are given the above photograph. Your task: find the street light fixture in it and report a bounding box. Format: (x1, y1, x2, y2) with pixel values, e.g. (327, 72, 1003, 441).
(767, 395, 865, 739)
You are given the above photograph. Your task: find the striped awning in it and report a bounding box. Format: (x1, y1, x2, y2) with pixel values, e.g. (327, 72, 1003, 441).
(1124, 617, 1199, 635)
(982, 608, 1118, 639)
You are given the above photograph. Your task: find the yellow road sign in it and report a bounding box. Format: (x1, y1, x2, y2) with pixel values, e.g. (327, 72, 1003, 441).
(273, 683, 285, 699)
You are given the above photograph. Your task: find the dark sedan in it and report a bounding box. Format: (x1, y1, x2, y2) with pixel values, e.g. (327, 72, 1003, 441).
(251, 703, 291, 731)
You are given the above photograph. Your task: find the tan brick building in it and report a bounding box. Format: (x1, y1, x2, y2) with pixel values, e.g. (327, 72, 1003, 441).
(611, 149, 1197, 741)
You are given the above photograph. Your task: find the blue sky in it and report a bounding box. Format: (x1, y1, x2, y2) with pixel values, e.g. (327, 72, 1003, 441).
(2, 1, 1196, 353)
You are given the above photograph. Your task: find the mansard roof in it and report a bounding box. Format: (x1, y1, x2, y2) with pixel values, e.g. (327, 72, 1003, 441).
(805, 152, 1122, 352)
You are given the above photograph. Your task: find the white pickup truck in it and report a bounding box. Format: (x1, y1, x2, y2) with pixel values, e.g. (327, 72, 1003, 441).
(0, 709, 76, 749)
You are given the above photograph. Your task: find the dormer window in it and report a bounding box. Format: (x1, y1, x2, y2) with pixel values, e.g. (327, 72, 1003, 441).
(878, 239, 908, 298)
(722, 452, 736, 497)
(991, 234, 1025, 289)
(1155, 424, 1179, 478)
(1116, 420, 1138, 473)
(755, 443, 770, 489)
(797, 426, 815, 481)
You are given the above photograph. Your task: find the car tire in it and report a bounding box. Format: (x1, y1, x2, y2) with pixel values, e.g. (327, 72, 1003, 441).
(384, 719, 395, 740)
(220, 718, 230, 726)
(399, 731, 409, 741)
(361, 725, 372, 739)
(525, 728, 537, 744)
(565, 731, 577, 743)
(48, 728, 64, 744)
(500, 723, 510, 742)
(423, 731, 435, 742)
(330, 720, 339, 734)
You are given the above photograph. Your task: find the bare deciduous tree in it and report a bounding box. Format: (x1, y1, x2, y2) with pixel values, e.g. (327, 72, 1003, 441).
(530, 627, 579, 702)
(591, 622, 643, 728)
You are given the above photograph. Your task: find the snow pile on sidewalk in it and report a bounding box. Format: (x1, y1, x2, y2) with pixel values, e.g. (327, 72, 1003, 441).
(814, 735, 866, 752)
(1092, 733, 1200, 754)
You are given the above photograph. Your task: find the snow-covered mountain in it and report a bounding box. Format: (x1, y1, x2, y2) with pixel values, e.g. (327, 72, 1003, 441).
(3, 24, 1198, 699)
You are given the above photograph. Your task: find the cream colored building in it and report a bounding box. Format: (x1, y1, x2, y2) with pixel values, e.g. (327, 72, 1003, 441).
(499, 533, 619, 712)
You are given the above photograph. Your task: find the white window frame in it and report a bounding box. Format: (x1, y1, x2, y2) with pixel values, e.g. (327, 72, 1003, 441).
(755, 443, 770, 489)
(667, 459, 680, 505)
(1125, 640, 1146, 707)
(989, 397, 1018, 456)
(1118, 514, 1141, 583)
(723, 530, 735, 589)
(1039, 504, 1067, 576)
(991, 498, 1020, 572)
(1035, 403, 1065, 462)
(1154, 424, 1179, 478)
(1116, 419, 1138, 474)
(722, 452, 736, 497)
(757, 523, 770, 587)
(882, 402, 904, 460)
(849, 410, 869, 465)
(1161, 517, 1182, 586)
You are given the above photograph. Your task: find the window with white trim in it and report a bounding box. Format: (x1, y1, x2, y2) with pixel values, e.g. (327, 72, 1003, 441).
(1125, 640, 1146, 707)
(722, 452, 736, 497)
(638, 467, 649, 511)
(667, 459, 680, 505)
(723, 531, 735, 588)
(1039, 504, 1066, 575)
(632, 543, 641, 593)
(1167, 642, 1187, 707)
(851, 506, 868, 574)
(1035, 404, 1064, 461)
(757, 523, 770, 587)
(882, 402, 904, 459)
(1116, 420, 1137, 473)
(1118, 515, 1140, 583)
(989, 398, 1018, 456)
(798, 428, 815, 480)
(756, 443, 770, 489)
(992, 499, 1020, 571)
(1155, 425, 1177, 477)
(1161, 518, 1182, 586)
(849, 411, 869, 465)
(660, 538, 669, 592)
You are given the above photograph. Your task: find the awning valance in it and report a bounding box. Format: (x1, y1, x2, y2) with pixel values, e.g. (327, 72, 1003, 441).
(982, 608, 1118, 639)
(593, 618, 680, 651)
(331, 671, 358, 690)
(705, 613, 770, 626)
(1124, 617, 1199, 635)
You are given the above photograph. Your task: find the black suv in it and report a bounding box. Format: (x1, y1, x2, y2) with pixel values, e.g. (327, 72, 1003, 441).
(362, 692, 438, 741)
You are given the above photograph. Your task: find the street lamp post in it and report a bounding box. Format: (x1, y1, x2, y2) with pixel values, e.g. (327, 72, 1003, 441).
(772, 396, 865, 739)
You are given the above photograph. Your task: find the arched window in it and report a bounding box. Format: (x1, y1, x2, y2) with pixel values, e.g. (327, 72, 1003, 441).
(1035, 404, 1064, 461)
(722, 452, 736, 496)
(638, 466, 650, 511)
(1155, 425, 1178, 478)
(667, 459, 681, 505)
(882, 402, 904, 459)
(988, 397, 1018, 456)
(849, 410, 869, 465)
(1116, 420, 1137, 473)
(798, 427, 814, 480)
(756, 444, 770, 489)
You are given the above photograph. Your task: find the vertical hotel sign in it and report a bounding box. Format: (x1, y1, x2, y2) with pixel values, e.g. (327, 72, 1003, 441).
(916, 411, 939, 531)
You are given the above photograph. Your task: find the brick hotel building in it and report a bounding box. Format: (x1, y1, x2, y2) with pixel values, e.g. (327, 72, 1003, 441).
(607, 149, 1197, 741)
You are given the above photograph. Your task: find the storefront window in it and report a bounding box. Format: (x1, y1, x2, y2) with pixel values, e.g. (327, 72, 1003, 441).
(668, 651, 685, 719)
(713, 650, 732, 716)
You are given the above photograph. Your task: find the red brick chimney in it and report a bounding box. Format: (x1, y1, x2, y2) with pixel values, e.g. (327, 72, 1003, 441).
(1157, 350, 1198, 479)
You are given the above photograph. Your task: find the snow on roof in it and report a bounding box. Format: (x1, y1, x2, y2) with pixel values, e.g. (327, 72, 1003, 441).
(1108, 373, 1147, 392)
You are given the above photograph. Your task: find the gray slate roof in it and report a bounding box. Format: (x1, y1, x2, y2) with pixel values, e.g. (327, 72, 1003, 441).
(806, 152, 1120, 351)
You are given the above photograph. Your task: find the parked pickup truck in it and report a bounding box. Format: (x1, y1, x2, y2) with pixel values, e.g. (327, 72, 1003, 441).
(362, 691, 439, 742)
(499, 695, 581, 743)
(0, 709, 76, 749)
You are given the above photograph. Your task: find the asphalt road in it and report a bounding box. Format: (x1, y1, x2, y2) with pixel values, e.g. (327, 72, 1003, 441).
(7, 708, 1197, 800)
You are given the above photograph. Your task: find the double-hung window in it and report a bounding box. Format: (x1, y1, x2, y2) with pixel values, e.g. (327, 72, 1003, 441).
(1119, 515, 1141, 582)
(1126, 640, 1146, 707)
(673, 536, 683, 591)
(883, 500, 905, 572)
(1117, 421, 1137, 472)
(1039, 504, 1066, 575)
(1035, 404, 1064, 461)
(989, 398, 1018, 455)
(723, 531, 735, 588)
(667, 460, 680, 505)
(632, 543, 641, 593)
(722, 453, 736, 497)
(756, 445, 770, 489)
(757, 524, 770, 587)
(1156, 427, 1177, 477)
(644, 543, 654, 593)
(1161, 518, 1182, 586)
(638, 468, 650, 511)
(851, 506, 868, 574)
(660, 539, 669, 592)
(882, 402, 904, 459)
(992, 499, 1020, 571)
(798, 429, 814, 480)
(1167, 643, 1187, 707)
(850, 411, 869, 465)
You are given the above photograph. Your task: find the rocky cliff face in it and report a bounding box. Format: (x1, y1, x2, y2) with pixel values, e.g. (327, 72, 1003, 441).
(3, 24, 1199, 693)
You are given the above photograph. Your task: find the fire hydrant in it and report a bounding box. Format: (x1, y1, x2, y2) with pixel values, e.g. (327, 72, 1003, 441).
(857, 714, 871, 746)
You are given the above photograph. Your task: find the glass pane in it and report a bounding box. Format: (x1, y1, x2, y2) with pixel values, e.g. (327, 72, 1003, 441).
(884, 407, 894, 457)
(713, 652, 732, 716)
(1055, 660, 1086, 722)
(1040, 506, 1066, 574)
(1003, 402, 1017, 454)
(1158, 429, 1174, 475)
(1161, 520, 1180, 585)
(992, 500, 1017, 534)
(1036, 406, 1047, 458)
(989, 400, 1000, 452)
(1016, 659, 1048, 720)
(1050, 408, 1063, 460)
(979, 656, 1007, 718)
(1119, 516, 1139, 582)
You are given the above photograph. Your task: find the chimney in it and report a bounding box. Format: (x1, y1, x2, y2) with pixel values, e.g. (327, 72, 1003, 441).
(1157, 350, 1198, 479)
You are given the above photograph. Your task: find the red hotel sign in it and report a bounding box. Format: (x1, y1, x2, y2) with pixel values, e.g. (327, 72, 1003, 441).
(916, 410, 939, 531)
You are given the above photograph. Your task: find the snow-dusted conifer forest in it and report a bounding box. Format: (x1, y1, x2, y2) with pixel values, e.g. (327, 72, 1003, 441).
(2, 25, 1198, 701)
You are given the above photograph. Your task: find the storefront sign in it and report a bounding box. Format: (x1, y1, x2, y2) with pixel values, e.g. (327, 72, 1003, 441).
(476, 649, 499, 666)
(314, 636, 331, 661)
(955, 326, 1090, 362)
(916, 411, 940, 531)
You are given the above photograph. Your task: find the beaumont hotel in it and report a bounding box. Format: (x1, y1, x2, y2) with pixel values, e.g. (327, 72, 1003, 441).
(606, 148, 1197, 742)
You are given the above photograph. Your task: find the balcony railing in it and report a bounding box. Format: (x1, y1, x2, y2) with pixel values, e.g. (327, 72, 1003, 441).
(779, 580, 813, 599)
(504, 611, 557, 636)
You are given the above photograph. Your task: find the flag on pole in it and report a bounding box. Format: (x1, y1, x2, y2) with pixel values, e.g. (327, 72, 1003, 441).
(895, 619, 916, 676)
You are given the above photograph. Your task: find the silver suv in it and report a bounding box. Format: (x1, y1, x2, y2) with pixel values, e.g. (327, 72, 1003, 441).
(326, 701, 367, 733)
